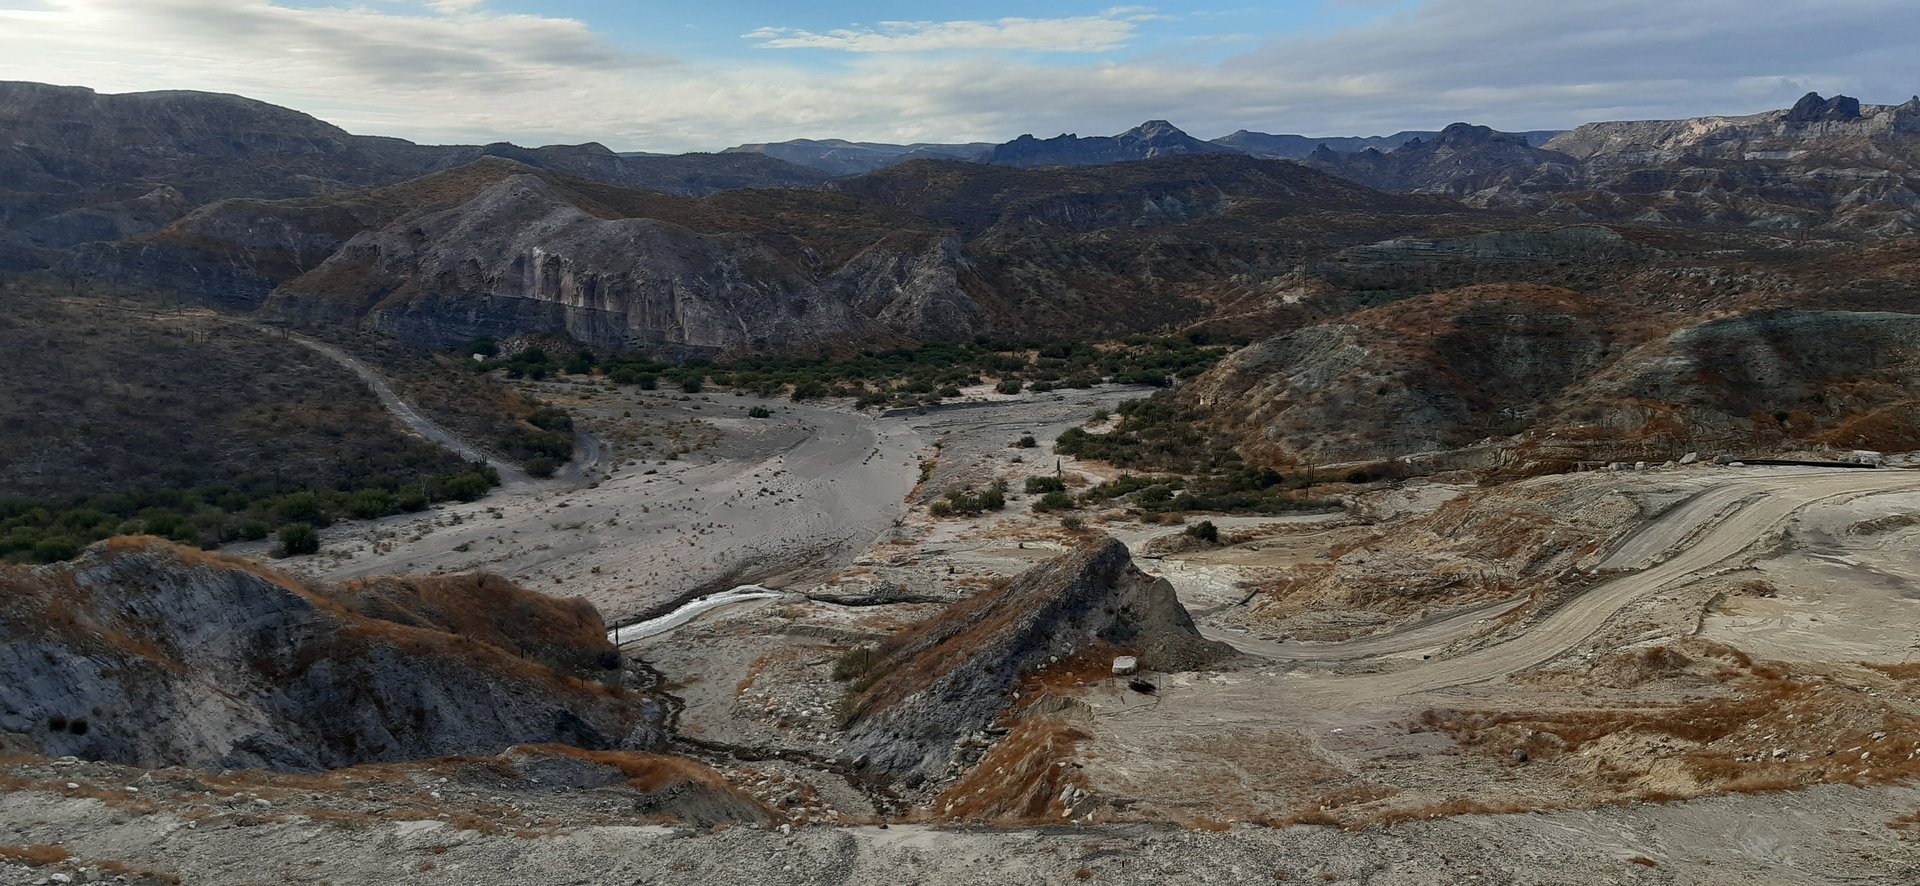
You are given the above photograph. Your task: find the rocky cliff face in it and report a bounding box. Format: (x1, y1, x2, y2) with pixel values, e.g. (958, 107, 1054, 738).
(845, 538, 1230, 782)
(0, 538, 665, 771)
(262, 173, 980, 355)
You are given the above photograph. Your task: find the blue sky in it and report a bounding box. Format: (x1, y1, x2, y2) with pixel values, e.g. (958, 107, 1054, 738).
(2, 0, 1914, 151)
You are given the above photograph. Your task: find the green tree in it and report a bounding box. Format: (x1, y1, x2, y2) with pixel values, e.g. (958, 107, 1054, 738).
(277, 523, 320, 556)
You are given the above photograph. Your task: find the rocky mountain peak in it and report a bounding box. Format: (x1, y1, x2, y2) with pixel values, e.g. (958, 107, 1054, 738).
(1123, 119, 1187, 141)
(1785, 91, 1863, 123)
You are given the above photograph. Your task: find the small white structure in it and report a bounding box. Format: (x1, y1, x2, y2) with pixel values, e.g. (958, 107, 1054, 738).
(1111, 656, 1139, 676)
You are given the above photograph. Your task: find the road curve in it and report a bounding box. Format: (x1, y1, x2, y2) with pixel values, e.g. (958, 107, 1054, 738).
(1200, 595, 1528, 662)
(1298, 469, 1920, 703)
(276, 331, 530, 485)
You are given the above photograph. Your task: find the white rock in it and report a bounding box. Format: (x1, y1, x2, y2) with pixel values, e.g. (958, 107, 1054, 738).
(1111, 656, 1139, 676)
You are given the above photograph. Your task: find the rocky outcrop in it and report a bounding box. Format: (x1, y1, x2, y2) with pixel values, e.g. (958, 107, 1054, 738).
(263, 173, 978, 356)
(0, 538, 665, 771)
(845, 538, 1230, 782)
(1184, 284, 1628, 464)
(1302, 123, 1578, 196)
(985, 120, 1237, 168)
(1186, 290, 1920, 470)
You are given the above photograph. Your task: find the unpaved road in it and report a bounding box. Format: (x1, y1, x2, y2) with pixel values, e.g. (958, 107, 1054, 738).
(1200, 596, 1526, 662)
(277, 331, 531, 484)
(1303, 468, 1920, 702)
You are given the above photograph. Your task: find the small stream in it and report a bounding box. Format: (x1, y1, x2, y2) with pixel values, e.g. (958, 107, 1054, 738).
(607, 585, 794, 645)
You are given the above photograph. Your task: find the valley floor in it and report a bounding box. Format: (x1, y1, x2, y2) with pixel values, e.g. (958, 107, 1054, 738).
(29, 363, 1920, 884)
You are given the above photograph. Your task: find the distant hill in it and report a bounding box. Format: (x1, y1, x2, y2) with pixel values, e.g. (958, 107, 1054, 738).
(721, 138, 993, 176)
(1212, 128, 1563, 159)
(0, 81, 826, 268)
(982, 120, 1238, 168)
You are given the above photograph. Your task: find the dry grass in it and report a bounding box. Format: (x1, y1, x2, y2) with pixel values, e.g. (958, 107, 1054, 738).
(927, 715, 1090, 823)
(1420, 648, 1920, 805)
(0, 844, 69, 866)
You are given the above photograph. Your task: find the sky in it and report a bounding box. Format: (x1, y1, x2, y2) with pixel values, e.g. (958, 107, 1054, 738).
(0, 0, 1916, 153)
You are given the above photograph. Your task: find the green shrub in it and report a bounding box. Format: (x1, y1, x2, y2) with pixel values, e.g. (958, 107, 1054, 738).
(31, 535, 80, 563)
(1015, 435, 1038, 449)
(345, 488, 393, 520)
(274, 492, 325, 526)
(1184, 520, 1220, 544)
(395, 487, 430, 512)
(440, 472, 494, 502)
(277, 523, 320, 556)
(996, 378, 1023, 395)
(1033, 491, 1075, 512)
(524, 457, 558, 479)
(238, 519, 270, 541)
(1024, 476, 1066, 494)
(748, 405, 772, 418)
(1060, 516, 1086, 531)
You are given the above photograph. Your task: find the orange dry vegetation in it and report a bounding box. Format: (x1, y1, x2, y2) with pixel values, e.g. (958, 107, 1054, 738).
(335, 572, 615, 676)
(517, 744, 754, 797)
(927, 715, 1090, 823)
(0, 845, 69, 866)
(1422, 649, 1920, 802)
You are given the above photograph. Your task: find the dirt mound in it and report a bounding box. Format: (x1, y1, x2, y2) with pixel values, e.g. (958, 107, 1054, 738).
(0, 538, 665, 771)
(843, 536, 1231, 782)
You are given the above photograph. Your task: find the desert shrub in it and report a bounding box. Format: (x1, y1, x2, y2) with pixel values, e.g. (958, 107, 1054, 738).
(524, 457, 558, 479)
(388, 486, 428, 514)
(274, 492, 325, 526)
(996, 378, 1023, 394)
(832, 646, 877, 682)
(747, 405, 772, 418)
(277, 523, 319, 556)
(1184, 520, 1220, 543)
(1015, 435, 1038, 449)
(345, 488, 393, 520)
(1024, 476, 1066, 494)
(439, 472, 495, 502)
(1060, 516, 1086, 531)
(30, 535, 79, 563)
(1033, 491, 1075, 512)
(940, 481, 1008, 516)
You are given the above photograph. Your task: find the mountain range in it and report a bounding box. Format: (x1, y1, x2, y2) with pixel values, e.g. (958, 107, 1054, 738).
(8, 80, 1920, 466)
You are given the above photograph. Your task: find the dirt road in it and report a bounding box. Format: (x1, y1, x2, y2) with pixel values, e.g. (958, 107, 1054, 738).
(277, 331, 533, 484)
(1304, 468, 1920, 701)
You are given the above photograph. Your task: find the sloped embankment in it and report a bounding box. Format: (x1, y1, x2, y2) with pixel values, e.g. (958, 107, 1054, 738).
(845, 537, 1231, 782)
(0, 538, 665, 770)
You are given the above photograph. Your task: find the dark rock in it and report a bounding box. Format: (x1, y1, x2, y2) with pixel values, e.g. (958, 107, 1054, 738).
(845, 537, 1231, 780)
(0, 538, 666, 771)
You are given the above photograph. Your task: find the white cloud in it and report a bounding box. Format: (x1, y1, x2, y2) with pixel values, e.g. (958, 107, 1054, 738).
(744, 14, 1140, 54)
(1, 0, 1917, 153)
